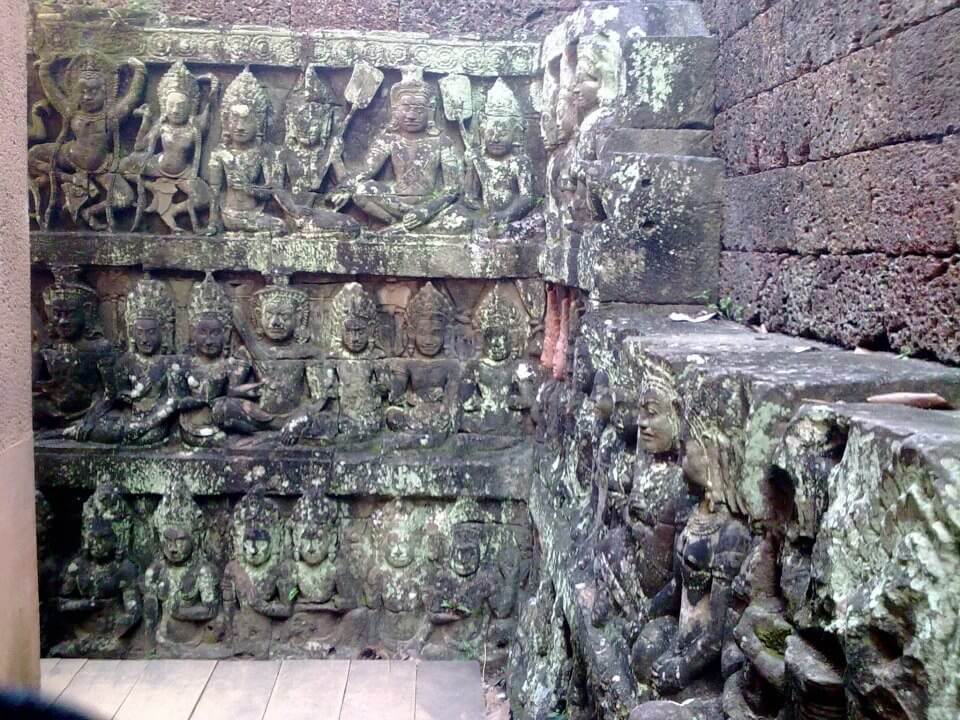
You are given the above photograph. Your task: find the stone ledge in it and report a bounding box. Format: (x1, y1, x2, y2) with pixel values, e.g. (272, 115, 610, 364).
(31, 231, 544, 280)
(34, 439, 533, 499)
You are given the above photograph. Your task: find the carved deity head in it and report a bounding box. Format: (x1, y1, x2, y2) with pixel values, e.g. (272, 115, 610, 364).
(153, 479, 203, 566)
(85, 517, 119, 563)
(291, 491, 338, 567)
(253, 278, 310, 345)
(481, 79, 523, 158)
(221, 67, 271, 147)
(573, 33, 622, 116)
(450, 526, 481, 578)
(383, 522, 417, 569)
(126, 276, 175, 355)
(42, 274, 101, 342)
(157, 61, 200, 127)
(188, 273, 232, 359)
(389, 66, 436, 136)
(232, 487, 282, 569)
(326, 282, 379, 356)
(406, 282, 453, 358)
(474, 284, 524, 363)
(682, 401, 746, 516)
(66, 52, 117, 115)
(637, 360, 680, 456)
(285, 71, 337, 148)
(82, 478, 132, 560)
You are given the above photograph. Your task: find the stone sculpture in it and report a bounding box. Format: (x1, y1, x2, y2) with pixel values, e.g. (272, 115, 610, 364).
(144, 478, 221, 653)
(33, 271, 114, 429)
(207, 68, 286, 235)
(28, 51, 146, 230)
(339, 66, 469, 234)
(119, 60, 217, 234)
(68, 275, 177, 444)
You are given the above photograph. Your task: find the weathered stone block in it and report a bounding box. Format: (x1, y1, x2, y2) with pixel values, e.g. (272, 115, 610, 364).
(291, 0, 400, 32)
(700, 0, 773, 40)
(603, 128, 715, 157)
(578, 152, 722, 303)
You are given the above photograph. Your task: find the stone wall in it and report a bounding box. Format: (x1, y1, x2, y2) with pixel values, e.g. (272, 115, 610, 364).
(0, 0, 40, 689)
(703, 1, 960, 363)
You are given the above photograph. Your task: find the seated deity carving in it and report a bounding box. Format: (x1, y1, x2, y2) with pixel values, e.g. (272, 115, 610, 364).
(206, 68, 286, 235)
(630, 408, 751, 712)
(222, 488, 294, 656)
(334, 66, 471, 235)
(173, 273, 267, 446)
(118, 61, 218, 234)
(463, 78, 539, 238)
(144, 478, 221, 653)
(385, 282, 462, 447)
(460, 284, 529, 437)
(52, 481, 140, 657)
(271, 67, 359, 235)
(33, 272, 115, 430)
(67, 275, 177, 445)
(28, 52, 146, 231)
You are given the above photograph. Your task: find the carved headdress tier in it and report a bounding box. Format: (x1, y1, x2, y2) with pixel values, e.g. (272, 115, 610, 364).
(323, 282, 379, 356)
(484, 78, 522, 120)
(231, 485, 282, 543)
(222, 66, 271, 136)
(406, 281, 453, 328)
(42, 273, 97, 311)
(153, 478, 204, 536)
(157, 60, 201, 115)
(291, 488, 338, 529)
(253, 275, 310, 344)
(474, 283, 525, 358)
(290, 68, 337, 107)
(125, 275, 175, 352)
(390, 65, 433, 105)
(639, 357, 679, 406)
(65, 50, 119, 108)
(188, 272, 232, 330)
(82, 477, 132, 556)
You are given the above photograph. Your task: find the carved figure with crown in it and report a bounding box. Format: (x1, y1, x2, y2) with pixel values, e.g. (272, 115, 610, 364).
(460, 284, 528, 436)
(222, 487, 294, 655)
(28, 51, 146, 230)
(52, 480, 141, 657)
(272, 66, 359, 234)
(335, 66, 470, 234)
(464, 79, 539, 238)
(207, 68, 286, 235)
(117, 61, 218, 234)
(67, 276, 178, 445)
(385, 282, 462, 448)
(171, 273, 267, 447)
(286, 282, 388, 445)
(33, 270, 116, 430)
(144, 478, 221, 655)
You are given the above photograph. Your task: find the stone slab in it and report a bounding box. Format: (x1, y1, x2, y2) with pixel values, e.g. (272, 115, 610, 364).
(261, 659, 350, 720)
(414, 661, 485, 720)
(191, 660, 282, 720)
(339, 660, 416, 720)
(114, 659, 216, 720)
(602, 128, 715, 158)
(40, 658, 87, 700)
(56, 659, 150, 720)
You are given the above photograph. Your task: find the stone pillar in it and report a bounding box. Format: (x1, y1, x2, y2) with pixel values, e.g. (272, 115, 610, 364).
(0, 0, 40, 689)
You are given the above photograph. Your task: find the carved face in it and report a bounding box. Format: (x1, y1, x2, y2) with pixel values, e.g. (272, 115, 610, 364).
(260, 299, 297, 343)
(78, 72, 107, 113)
(161, 525, 195, 565)
(290, 101, 332, 146)
(49, 299, 85, 341)
(385, 531, 415, 569)
(242, 527, 273, 567)
(451, 538, 480, 577)
(483, 118, 517, 158)
(484, 327, 511, 362)
(342, 315, 370, 354)
(164, 91, 191, 126)
(230, 104, 258, 145)
(572, 71, 601, 113)
(296, 529, 332, 566)
(132, 317, 162, 356)
(192, 315, 226, 358)
(87, 525, 117, 562)
(414, 312, 446, 357)
(637, 390, 678, 455)
(394, 92, 430, 134)
(682, 433, 717, 494)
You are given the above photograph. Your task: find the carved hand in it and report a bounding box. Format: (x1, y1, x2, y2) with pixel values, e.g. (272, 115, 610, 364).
(401, 208, 430, 230)
(651, 654, 687, 694)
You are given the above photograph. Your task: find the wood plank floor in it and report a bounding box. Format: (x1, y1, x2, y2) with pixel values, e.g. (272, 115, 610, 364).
(40, 659, 485, 720)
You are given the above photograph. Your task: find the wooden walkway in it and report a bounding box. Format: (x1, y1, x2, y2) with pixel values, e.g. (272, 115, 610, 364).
(40, 658, 485, 720)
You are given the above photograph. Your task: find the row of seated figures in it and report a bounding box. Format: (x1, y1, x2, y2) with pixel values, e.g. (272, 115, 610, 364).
(33, 271, 545, 449)
(28, 52, 541, 239)
(43, 480, 530, 661)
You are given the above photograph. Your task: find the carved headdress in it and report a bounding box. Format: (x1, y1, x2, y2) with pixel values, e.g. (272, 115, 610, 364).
(323, 282, 380, 357)
(65, 50, 119, 111)
(253, 275, 310, 344)
(153, 477, 204, 537)
(231, 485, 283, 548)
(404, 281, 454, 352)
(42, 269, 103, 340)
(290, 489, 338, 554)
(222, 66, 271, 139)
(474, 283, 525, 359)
(576, 32, 625, 105)
(188, 272, 232, 332)
(125, 275, 175, 353)
(483, 78, 523, 132)
(82, 477, 132, 557)
(157, 60, 201, 116)
(390, 65, 433, 105)
(639, 356, 679, 407)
